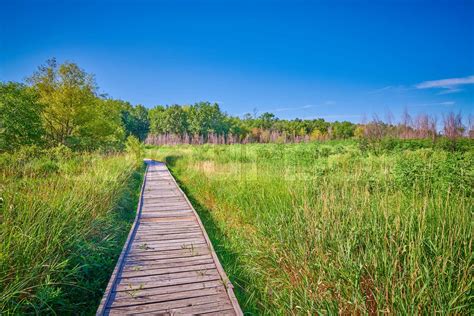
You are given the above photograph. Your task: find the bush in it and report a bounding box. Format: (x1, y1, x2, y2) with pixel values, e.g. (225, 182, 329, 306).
(393, 148, 473, 196)
(125, 135, 144, 165)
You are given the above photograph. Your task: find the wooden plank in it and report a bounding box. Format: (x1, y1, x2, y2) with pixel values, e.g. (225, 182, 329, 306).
(138, 219, 197, 225)
(121, 263, 217, 278)
(112, 280, 223, 301)
(128, 242, 207, 254)
(170, 302, 234, 315)
(125, 256, 213, 268)
(126, 247, 211, 260)
(141, 212, 193, 218)
(142, 206, 192, 211)
(115, 275, 222, 293)
(132, 237, 205, 246)
(110, 285, 227, 308)
(134, 228, 202, 236)
(143, 193, 182, 201)
(123, 257, 214, 271)
(115, 271, 222, 291)
(134, 232, 204, 242)
(129, 242, 206, 252)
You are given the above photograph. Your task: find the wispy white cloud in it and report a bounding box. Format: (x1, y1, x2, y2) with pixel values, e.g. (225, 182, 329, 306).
(368, 85, 394, 94)
(410, 101, 456, 107)
(267, 104, 316, 113)
(303, 114, 362, 120)
(320, 114, 363, 119)
(240, 102, 335, 117)
(415, 75, 474, 94)
(367, 85, 409, 94)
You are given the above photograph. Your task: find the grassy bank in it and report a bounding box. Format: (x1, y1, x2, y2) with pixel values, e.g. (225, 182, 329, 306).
(147, 141, 473, 314)
(0, 147, 143, 314)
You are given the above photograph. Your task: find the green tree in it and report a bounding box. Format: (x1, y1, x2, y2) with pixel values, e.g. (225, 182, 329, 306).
(28, 59, 123, 150)
(148, 105, 167, 134)
(331, 121, 356, 139)
(163, 105, 188, 135)
(117, 101, 150, 141)
(257, 112, 277, 130)
(188, 102, 227, 138)
(0, 82, 45, 151)
(130, 105, 150, 141)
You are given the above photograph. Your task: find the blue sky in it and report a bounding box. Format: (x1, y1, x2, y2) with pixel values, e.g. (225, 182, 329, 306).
(1, 0, 473, 122)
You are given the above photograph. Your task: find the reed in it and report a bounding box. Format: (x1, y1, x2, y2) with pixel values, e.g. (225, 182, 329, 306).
(0, 149, 142, 314)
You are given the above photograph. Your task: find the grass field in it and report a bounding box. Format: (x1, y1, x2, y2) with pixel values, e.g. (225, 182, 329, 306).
(0, 147, 143, 314)
(147, 141, 473, 314)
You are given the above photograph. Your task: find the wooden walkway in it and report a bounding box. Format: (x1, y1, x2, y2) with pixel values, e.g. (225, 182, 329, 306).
(97, 160, 242, 315)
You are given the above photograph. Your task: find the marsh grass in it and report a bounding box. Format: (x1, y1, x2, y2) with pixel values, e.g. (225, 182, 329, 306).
(0, 148, 143, 314)
(148, 141, 473, 314)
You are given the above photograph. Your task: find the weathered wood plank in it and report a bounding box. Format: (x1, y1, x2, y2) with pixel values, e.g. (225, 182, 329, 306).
(115, 271, 222, 291)
(114, 275, 222, 293)
(134, 233, 204, 242)
(123, 257, 214, 271)
(121, 263, 217, 278)
(134, 228, 202, 236)
(110, 285, 227, 308)
(171, 302, 235, 315)
(126, 247, 211, 260)
(112, 280, 223, 301)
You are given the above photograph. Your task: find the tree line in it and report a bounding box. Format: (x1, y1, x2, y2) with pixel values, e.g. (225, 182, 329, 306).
(1, 59, 472, 152)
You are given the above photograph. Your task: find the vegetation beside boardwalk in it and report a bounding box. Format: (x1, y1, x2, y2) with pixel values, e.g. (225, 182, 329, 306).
(147, 141, 473, 314)
(0, 148, 144, 314)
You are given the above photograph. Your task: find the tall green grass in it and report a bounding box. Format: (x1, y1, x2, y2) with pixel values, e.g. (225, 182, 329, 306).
(0, 147, 143, 314)
(147, 141, 473, 314)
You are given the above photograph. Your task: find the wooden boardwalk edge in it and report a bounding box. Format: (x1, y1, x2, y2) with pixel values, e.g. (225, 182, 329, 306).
(96, 163, 150, 315)
(96, 160, 243, 315)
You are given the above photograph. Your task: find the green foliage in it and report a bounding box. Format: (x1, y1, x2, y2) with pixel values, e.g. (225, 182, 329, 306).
(125, 135, 144, 165)
(393, 148, 473, 196)
(0, 82, 45, 152)
(0, 150, 142, 314)
(113, 100, 150, 141)
(26, 59, 125, 150)
(188, 102, 229, 137)
(147, 102, 358, 141)
(331, 120, 356, 139)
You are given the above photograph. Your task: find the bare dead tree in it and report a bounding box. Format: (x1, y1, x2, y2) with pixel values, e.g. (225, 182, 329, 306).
(428, 115, 438, 141)
(399, 108, 413, 139)
(468, 114, 474, 139)
(443, 112, 464, 140)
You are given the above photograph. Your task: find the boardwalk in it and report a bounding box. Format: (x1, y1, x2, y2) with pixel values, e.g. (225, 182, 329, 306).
(97, 160, 242, 315)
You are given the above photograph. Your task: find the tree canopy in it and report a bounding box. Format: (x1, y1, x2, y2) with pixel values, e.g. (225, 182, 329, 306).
(0, 82, 44, 151)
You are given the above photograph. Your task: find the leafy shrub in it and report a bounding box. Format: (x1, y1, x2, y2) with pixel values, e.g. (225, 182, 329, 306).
(125, 135, 144, 165)
(393, 149, 473, 196)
